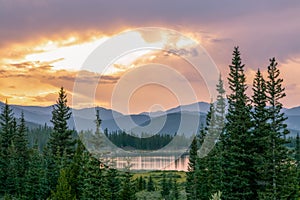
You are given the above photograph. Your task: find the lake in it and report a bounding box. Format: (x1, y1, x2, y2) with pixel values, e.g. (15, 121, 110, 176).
(112, 154, 189, 171)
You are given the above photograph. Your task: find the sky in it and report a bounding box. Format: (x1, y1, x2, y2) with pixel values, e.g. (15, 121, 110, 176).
(1, 0, 300, 114)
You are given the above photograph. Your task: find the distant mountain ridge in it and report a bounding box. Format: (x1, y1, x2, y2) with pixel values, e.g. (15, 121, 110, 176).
(1, 101, 300, 136)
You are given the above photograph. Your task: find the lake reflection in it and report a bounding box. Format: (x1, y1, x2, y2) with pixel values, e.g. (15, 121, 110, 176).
(113, 155, 189, 171)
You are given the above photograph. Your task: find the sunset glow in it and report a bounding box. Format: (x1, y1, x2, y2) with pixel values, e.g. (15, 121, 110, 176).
(1, 1, 300, 113)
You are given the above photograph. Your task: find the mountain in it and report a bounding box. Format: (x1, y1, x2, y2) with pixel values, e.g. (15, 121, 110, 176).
(1, 101, 300, 136)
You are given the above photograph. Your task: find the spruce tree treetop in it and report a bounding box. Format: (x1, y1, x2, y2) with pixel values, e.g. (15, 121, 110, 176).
(48, 87, 74, 158)
(215, 74, 226, 131)
(222, 46, 255, 199)
(264, 57, 298, 199)
(266, 57, 287, 133)
(227, 46, 250, 108)
(51, 87, 72, 134)
(0, 100, 15, 151)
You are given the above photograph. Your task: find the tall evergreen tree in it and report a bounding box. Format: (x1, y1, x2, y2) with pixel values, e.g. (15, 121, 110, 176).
(222, 46, 255, 199)
(51, 168, 75, 200)
(48, 87, 75, 159)
(79, 152, 108, 199)
(195, 103, 214, 200)
(107, 160, 121, 200)
(296, 133, 300, 167)
(6, 142, 19, 195)
(160, 173, 170, 199)
(147, 176, 155, 192)
(13, 112, 29, 195)
(215, 74, 226, 134)
(185, 136, 198, 200)
(208, 75, 226, 195)
(24, 144, 48, 200)
(67, 139, 85, 198)
(0, 101, 15, 195)
(296, 133, 300, 191)
(172, 179, 179, 200)
(0, 101, 15, 151)
(251, 69, 272, 197)
(265, 57, 298, 199)
(120, 161, 136, 200)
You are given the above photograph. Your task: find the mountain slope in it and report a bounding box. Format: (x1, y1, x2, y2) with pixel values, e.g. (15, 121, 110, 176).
(1, 101, 300, 136)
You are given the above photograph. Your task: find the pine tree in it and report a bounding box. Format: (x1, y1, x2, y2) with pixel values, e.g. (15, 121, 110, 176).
(6, 142, 18, 195)
(48, 87, 75, 159)
(67, 139, 85, 198)
(296, 133, 300, 192)
(251, 69, 272, 197)
(43, 144, 60, 196)
(185, 136, 198, 200)
(79, 152, 107, 199)
(265, 57, 298, 199)
(221, 47, 255, 199)
(147, 176, 155, 192)
(296, 133, 300, 167)
(208, 75, 226, 195)
(51, 168, 75, 200)
(172, 179, 179, 200)
(24, 144, 48, 200)
(0, 101, 16, 195)
(0, 100, 15, 151)
(215, 74, 226, 136)
(12, 112, 29, 195)
(194, 103, 214, 200)
(160, 173, 170, 199)
(107, 160, 121, 200)
(120, 161, 136, 200)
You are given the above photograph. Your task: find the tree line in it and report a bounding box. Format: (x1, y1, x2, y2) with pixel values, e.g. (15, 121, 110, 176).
(186, 47, 300, 199)
(0, 88, 188, 200)
(0, 87, 141, 199)
(105, 130, 174, 151)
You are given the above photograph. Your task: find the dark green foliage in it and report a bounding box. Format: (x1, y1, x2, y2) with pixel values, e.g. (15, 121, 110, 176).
(0, 103, 30, 197)
(6, 143, 19, 195)
(172, 179, 179, 200)
(160, 173, 170, 199)
(48, 87, 75, 159)
(251, 68, 275, 198)
(296, 134, 300, 195)
(207, 75, 226, 196)
(44, 87, 76, 196)
(185, 136, 198, 200)
(0, 101, 15, 194)
(0, 101, 15, 152)
(51, 168, 75, 200)
(147, 176, 155, 192)
(43, 144, 60, 195)
(222, 47, 255, 199)
(136, 176, 146, 191)
(28, 124, 52, 150)
(12, 112, 29, 195)
(67, 139, 85, 198)
(106, 162, 121, 200)
(194, 104, 215, 200)
(24, 144, 48, 200)
(296, 133, 300, 167)
(263, 58, 298, 199)
(107, 130, 174, 151)
(120, 163, 136, 200)
(79, 152, 108, 199)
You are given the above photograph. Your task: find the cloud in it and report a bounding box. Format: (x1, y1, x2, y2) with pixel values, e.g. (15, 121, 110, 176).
(0, 60, 123, 107)
(1, 0, 300, 109)
(1, 1, 300, 70)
